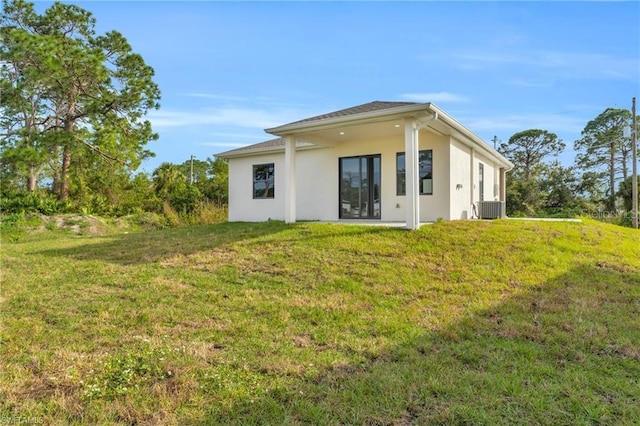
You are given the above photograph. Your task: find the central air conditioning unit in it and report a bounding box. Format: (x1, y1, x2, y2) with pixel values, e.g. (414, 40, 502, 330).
(477, 201, 506, 219)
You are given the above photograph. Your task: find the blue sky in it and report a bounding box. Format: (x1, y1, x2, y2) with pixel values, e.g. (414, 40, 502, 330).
(41, 1, 640, 172)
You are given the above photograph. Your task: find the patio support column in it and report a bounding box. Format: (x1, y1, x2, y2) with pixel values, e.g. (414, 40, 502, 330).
(405, 119, 420, 230)
(284, 136, 296, 224)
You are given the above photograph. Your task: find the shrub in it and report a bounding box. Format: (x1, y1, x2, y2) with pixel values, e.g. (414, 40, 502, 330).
(0, 189, 63, 215)
(617, 210, 639, 228)
(162, 202, 184, 228)
(0, 212, 26, 242)
(128, 212, 168, 230)
(190, 201, 227, 225)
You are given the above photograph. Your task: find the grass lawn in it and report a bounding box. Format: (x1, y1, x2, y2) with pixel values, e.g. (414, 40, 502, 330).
(1, 218, 639, 425)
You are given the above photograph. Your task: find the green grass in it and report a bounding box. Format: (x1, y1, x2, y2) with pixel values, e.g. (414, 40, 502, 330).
(1, 219, 638, 425)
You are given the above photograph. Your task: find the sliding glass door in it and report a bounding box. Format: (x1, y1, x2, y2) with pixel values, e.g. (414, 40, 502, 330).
(339, 155, 381, 219)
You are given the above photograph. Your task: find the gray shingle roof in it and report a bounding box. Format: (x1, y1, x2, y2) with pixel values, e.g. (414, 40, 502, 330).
(217, 138, 284, 157)
(284, 101, 419, 126)
(217, 101, 421, 158)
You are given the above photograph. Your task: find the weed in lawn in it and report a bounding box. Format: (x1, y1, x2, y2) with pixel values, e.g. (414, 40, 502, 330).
(82, 345, 172, 400)
(198, 364, 267, 401)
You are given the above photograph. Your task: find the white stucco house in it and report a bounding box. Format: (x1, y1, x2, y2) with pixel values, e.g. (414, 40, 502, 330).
(217, 101, 513, 230)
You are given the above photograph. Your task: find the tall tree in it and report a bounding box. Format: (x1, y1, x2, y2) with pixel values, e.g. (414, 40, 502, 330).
(1, 0, 160, 200)
(499, 129, 565, 216)
(574, 108, 633, 211)
(499, 129, 565, 180)
(0, 1, 51, 192)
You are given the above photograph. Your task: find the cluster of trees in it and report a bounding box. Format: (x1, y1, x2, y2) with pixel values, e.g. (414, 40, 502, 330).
(1, 0, 228, 218)
(1, 154, 228, 217)
(499, 108, 638, 221)
(151, 157, 228, 212)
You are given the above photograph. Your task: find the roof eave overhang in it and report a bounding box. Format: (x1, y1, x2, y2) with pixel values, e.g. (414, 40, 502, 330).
(216, 142, 324, 159)
(216, 146, 278, 159)
(265, 103, 433, 136)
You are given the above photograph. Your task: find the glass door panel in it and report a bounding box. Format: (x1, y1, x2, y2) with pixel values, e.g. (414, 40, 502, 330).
(372, 156, 380, 218)
(339, 155, 381, 219)
(359, 157, 369, 218)
(340, 157, 361, 219)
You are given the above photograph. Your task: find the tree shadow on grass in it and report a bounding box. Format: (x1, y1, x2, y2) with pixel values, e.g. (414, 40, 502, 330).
(32, 221, 402, 266)
(204, 263, 640, 425)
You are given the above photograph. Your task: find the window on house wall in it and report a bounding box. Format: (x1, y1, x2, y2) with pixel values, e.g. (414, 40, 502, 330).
(253, 163, 274, 199)
(396, 150, 433, 195)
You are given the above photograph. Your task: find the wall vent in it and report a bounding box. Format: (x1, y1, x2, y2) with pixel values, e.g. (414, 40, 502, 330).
(477, 201, 506, 219)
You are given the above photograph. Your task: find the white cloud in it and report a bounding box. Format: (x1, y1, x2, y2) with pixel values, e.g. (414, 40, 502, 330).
(463, 113, 587, 135)
(208, 132, 268, 140)
(182, 93, 318, 109)
(184, 93, 250, 102)
(198, 142, 251, 148)
(401, 92, 471, 103)
(451, 49, 638, 80)
(506, 78, 554, 88)
(147, 107, 306, 129)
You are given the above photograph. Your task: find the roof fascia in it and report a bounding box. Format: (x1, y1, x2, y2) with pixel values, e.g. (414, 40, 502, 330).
(217, 146, 280, 159)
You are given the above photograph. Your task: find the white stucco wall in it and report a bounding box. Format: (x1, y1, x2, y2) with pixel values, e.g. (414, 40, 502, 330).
(295, 147, 337, 220)
(473, 151, 498, 204)
(227, 130, 484, 222)
(418, 132, 450, 222)
(449, 137, 472, 220)
(447, 139, 502, 220)
(227, 153, 285, 222)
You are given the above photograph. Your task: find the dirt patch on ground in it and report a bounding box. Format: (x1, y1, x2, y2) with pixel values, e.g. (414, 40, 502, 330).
(37, 215, 111, 236)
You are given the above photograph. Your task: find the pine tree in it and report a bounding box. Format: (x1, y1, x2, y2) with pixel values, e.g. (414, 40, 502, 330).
(1, 0, 160, 200)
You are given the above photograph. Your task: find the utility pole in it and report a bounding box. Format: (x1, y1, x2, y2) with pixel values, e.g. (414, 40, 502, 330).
(492, 135, 499, 150)
(190, 155, 194, 185)
(632, 97, 638, 229)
